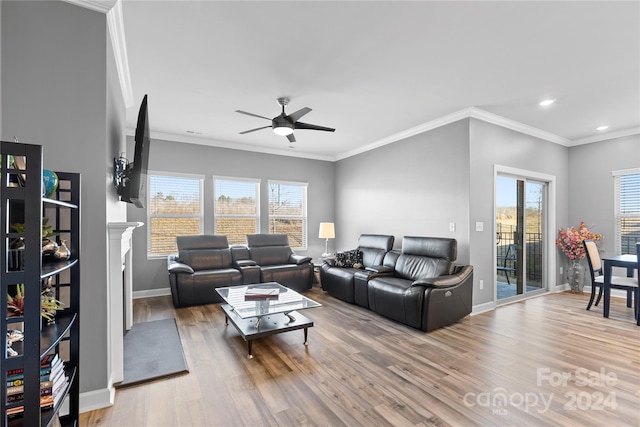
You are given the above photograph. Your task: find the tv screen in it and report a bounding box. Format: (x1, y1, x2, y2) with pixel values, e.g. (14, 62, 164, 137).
(120, 94, 150, 208)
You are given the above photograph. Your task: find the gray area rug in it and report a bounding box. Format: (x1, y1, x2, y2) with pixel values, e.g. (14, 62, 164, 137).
(117, 318, 189, 388)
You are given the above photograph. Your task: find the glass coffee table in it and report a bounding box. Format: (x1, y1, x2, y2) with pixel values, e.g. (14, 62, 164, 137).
(216, 282, 321, 358)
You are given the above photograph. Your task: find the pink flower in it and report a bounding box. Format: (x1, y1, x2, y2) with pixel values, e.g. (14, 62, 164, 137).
(555, 222, 603, 260)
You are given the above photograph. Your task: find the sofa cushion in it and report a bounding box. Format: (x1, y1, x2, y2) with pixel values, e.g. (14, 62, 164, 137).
(177, 235, 234, 271)
(249, 246, 293, 266)
(358, 234, 394, 267)
(335, 249, 363, 268)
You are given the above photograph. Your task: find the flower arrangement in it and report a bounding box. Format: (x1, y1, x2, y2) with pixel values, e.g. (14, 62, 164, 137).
(555, 222, 603, 260)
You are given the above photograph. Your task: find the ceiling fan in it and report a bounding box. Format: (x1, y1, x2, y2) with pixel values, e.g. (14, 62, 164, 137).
(236, 97, 335, 143)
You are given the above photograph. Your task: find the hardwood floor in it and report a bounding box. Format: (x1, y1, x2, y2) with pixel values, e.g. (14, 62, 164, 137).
(80, 288, 640, 427)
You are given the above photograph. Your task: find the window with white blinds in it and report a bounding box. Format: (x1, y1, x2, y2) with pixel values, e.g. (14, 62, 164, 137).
(214, 177, 260, 245)
(268, 180, 308, 250)
(613, 168, 640, 255)
(147, 172, 204, 257)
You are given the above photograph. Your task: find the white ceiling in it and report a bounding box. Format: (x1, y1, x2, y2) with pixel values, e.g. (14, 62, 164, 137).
(110, 1, 638, 161)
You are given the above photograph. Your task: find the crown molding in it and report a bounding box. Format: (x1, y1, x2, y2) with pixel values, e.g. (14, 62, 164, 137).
(570, 127, 640, 146)
(131, 129, 335, 162)
(335, 108, 473, 161)
(467, 107, 572, 146)
(106, 1, 134, 107)
(61, 0, 117, 14)
(335, 106, 574, 160)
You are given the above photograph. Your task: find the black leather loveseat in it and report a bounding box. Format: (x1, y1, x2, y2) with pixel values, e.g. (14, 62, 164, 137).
(168, 234, 314, 307)
(167, 235, 258, 307)
(322, 235, 473, 332)
(319, 234, 394, 305)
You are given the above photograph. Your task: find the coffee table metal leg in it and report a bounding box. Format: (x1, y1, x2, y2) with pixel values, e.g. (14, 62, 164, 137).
(285, 311, 296, 322)
(224, 315, 228, 326)
(304, 327, 308, 346)
(248, 340, 253, 359)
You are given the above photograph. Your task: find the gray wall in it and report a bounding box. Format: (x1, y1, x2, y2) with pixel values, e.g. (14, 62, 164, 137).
(335, 119, 471, 262)
(468, 119, 569, 305)
(1, 0, 126, 400)
(127, 137, 335, 293)
(568, 134, 640, 259)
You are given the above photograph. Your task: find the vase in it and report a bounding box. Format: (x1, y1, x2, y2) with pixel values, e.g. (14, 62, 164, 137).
(568, 259, 584, 293)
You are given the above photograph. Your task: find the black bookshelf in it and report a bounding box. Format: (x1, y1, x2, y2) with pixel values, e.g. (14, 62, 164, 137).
(1, 141, 80, 427)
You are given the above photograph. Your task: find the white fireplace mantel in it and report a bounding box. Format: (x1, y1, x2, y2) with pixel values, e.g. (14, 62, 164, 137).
(107, 221, 143, 387)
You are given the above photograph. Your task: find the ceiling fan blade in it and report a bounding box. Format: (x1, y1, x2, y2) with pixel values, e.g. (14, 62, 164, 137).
(235, 110, 272, 121)
(287, 107, 312, 122)
(239, 125, 272, 135)
(286, 134, 296, 143)
(294, 121, 336, 132)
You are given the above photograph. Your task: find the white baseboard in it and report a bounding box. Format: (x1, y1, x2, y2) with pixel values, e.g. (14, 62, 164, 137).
(79, 386, 115, 413)
(133, 287, 171, 299)
(471, 301, 496, 315)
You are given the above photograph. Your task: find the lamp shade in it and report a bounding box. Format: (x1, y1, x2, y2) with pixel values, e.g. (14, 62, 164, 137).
(318, 222, 335, 239)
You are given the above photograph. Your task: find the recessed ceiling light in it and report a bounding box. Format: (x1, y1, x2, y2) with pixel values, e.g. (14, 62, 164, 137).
(539, 99, 556, 107)
(596, 125, 609, 131)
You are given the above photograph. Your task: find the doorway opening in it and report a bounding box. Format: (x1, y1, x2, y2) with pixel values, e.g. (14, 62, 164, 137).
(495, 167, 554, 303)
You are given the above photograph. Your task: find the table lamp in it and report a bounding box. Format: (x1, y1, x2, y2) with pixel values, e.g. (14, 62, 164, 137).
(318, 222, 335, 257)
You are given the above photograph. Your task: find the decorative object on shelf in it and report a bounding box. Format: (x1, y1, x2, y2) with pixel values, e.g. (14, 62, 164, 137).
(6, 283, 64, 324)
(318, 222, 335, 257)
(6, 329, 24, 357)
(42, 169, 59, 197)
(6, 283, 26, 318)
(42, 238, 59, 257)
(41, 292, 64, 325)
(556, 222, 603, 293)
(10, 218, 59, 258)
(53, 239, 71, 260)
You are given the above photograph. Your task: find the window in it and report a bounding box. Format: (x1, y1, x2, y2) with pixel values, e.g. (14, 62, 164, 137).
(613, 168, 640, 255)
(268, 180, 307, 250)
(147, 172, 204, 257)
(214, 177, 260, 245)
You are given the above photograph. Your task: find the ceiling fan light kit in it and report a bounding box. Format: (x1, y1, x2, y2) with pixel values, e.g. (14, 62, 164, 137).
(236, 97, 335, 143)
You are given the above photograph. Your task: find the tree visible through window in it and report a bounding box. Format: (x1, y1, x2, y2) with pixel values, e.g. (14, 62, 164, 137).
(614, 169, 640, 255)
(214, 177, 260, 245)
(268, 180, 307, 249)
(148, 173, 203, 257)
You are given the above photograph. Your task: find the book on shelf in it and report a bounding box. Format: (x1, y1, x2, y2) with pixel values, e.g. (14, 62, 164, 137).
(244, 288, 280, 300)
(6, 395, 55, 418)
(6, 353, 58, 377)
(6, 354, 63, 386)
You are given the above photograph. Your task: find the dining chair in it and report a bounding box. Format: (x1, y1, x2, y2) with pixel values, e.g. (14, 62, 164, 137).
(497, 243, 517, 286)
(582, 239, 637, 311)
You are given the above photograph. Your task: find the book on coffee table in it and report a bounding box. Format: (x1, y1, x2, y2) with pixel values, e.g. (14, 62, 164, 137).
(244, 288, 280, 300)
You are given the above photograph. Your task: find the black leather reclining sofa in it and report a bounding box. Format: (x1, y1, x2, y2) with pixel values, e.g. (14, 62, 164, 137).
(167, 234, 313, 307)
(321, 235, 473, 332)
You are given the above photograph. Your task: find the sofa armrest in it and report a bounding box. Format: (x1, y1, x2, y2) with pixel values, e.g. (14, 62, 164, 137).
(412, 265, 473, 288)
(290, 254, 312, 265)
(168, 261, 194, 274)
(322, 257, 336, 267)
(234, 259, 257, 268)
(365, 265, 394, 274)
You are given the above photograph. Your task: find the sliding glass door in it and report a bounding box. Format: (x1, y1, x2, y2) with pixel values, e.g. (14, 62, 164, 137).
(496, 175, 546, 301)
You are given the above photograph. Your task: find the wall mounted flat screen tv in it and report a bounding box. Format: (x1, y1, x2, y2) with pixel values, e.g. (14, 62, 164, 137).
(119, 94, 150, 208)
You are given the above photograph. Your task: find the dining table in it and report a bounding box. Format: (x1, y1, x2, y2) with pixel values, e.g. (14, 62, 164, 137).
(602, 254, 639, 325)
